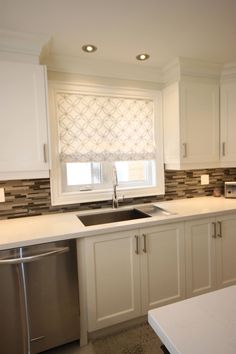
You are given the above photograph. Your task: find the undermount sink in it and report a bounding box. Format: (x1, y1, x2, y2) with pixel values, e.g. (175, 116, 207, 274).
(78, 208, 151, 226)
(78, 204, 175, 226)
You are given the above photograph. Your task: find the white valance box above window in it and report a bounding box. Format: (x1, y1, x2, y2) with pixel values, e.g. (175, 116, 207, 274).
(57, 93, 156, 163)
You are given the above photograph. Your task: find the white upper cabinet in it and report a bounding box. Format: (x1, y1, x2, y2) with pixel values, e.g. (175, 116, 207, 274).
(163, 80, 220, 170)
(0, 61, 49, 180)
(220, 81, 236, 166)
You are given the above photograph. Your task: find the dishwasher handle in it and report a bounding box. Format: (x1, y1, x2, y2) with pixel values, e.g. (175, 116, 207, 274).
(0, 246, 69, 265)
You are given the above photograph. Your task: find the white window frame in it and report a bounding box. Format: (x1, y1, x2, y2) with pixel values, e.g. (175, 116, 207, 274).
(48, 81, 164, 206)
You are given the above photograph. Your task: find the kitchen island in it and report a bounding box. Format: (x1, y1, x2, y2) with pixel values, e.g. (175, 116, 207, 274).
(148, 285, 236, 354)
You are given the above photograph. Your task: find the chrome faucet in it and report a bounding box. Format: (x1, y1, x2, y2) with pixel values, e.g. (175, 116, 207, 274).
(112, 166, 119, 208)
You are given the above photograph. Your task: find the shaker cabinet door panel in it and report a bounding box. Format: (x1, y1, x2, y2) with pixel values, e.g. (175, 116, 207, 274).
(180, 81, 219, 164)
(85, 230, 141, 332)
(216, 214, 236, 288)
(163, 80, 220, 169)
(141, 223, 186, 312)
(185, 214, 236, 298)
(0, 61, 49, 179)
(220, 82, 236, 166)
(185, 218, 217, 298)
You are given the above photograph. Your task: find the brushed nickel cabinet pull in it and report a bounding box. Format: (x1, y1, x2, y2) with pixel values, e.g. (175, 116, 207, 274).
(142, 234, 147, 253)
(217, 221, 222, 238)
(43, 143, 48, 163)
(183, 143, 187, 158)
(222, 142, 226, 157)
(212, 222, 217, 238)
(135, 235, 139, 255)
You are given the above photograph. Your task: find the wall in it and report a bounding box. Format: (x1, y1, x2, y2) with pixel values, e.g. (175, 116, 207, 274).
(1, 168, 236, 220)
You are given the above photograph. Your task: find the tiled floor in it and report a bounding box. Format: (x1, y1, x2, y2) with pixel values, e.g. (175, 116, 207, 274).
(43, 341, 94, 354)
(42, 322, 163, 354)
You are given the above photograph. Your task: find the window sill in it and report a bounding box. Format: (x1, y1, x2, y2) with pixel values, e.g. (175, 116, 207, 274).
(51, 185, 165, 206)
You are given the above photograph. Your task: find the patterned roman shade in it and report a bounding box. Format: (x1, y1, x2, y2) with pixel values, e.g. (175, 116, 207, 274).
(56, 92, 156, 162)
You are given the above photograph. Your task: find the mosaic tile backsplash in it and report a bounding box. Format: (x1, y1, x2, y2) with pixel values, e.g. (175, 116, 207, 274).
(1, 168, 236, 220)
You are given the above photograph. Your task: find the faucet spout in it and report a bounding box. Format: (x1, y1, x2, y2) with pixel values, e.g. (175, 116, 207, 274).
(112, 166, 119, 208)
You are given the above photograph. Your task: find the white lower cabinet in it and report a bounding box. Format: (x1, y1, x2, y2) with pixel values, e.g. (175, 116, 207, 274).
(140, 224, 185, 313)
(83, 213, 236, 332)
(185, 217, 217, 297)
(185, 213, 236, 298)
(84, 223, 185, 332)
(216, 214, 236, 289)
(85, 230, 141, 332)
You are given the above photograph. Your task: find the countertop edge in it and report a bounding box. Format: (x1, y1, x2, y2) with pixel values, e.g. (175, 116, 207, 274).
(1, 196, 236, 250)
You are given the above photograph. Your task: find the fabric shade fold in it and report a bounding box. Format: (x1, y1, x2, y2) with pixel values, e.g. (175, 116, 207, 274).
(57, 92, 156, 162)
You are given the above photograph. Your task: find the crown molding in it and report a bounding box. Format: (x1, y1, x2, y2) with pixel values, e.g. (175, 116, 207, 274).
(179, 57, 222, 79)
(0, 29, 50, 63)
(162, 58, 181, 85)
(221, 62, 236, 82)
(42, 53, 164, 84)
(45, 54, 225, 86)
(162, 57, 222, 85)
(47, 71, 163, 91)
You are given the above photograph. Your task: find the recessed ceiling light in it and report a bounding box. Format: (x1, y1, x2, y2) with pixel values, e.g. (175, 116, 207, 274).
(82, 44, 97, 53)
(136, 53, 150, 61)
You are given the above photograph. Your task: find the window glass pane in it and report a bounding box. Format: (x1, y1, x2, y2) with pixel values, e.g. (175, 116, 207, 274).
(66, 162, 101, 186)
(115, 160, 154, 185)
(115, 161, 145, 182)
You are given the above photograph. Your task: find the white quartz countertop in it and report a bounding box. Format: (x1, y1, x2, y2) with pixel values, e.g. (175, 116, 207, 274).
(148, 285, 236, 354)
(1, 196, 236, 250)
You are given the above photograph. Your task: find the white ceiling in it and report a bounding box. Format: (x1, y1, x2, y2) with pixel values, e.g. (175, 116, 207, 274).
(0, 0, 236, 69)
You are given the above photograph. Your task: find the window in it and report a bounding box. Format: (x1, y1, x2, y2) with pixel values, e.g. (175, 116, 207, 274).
(49, 83, 164, 205)
(62, 160, 155, 192)
(66, 162, 101, 187)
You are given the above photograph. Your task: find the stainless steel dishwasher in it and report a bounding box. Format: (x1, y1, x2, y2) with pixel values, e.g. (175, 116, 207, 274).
(0, 239, 80, 354)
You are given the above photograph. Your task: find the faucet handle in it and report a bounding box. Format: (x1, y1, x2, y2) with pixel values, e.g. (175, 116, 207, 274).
(119, 194, 125, 202)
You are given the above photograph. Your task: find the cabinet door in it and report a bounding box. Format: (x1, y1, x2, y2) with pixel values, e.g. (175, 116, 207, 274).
(140, 223, 185, 313)
(185, 218, 217, 298)
(216, 214, 236, 288)
(180, 81, 219, 165)
(85, 230, 141, 331)
(163, 82, 181, 166)
(0, 61, 49, 179)
(220, 82, 236, 166)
